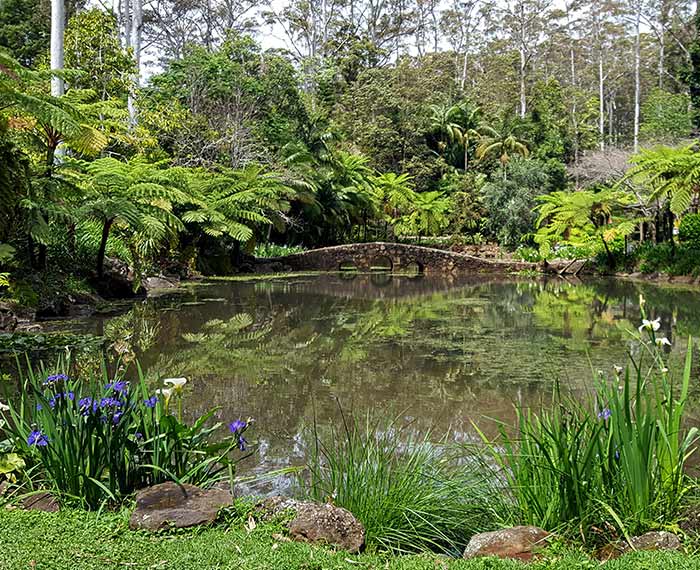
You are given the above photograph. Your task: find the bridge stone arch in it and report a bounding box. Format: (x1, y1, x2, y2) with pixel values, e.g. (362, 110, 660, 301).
(270, 242, 536, 275)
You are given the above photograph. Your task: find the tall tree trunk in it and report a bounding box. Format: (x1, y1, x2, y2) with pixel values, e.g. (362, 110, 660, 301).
(97, 218, 114, 278)
(128, 0, 142, 127)
(599, 51, 605, 150)
(518, 2, 527, 118)
(633, 7, 641, 152)
(50, 0, 64, 98)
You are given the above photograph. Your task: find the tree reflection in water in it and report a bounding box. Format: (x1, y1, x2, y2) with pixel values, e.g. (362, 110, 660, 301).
(51, 274, 700, 492)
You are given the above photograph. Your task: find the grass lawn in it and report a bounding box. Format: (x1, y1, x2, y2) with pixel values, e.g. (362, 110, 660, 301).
(1, 507, 699, 570)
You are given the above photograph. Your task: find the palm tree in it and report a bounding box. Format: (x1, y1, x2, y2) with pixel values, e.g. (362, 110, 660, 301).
(428, 103, 464, 153)
(476, 122, 529, 179)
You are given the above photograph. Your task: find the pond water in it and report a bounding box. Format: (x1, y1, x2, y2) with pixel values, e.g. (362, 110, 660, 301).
(20, 273, 700, 492)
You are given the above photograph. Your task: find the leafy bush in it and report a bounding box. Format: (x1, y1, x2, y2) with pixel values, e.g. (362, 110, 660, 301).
(253, 243, 306, 258)
(679, 214, 700, 247)
(634, 242, 700, 276)
(513, 246, 542, 262)
(476, 305, 698, 541)
(299, 413, 502, 554)
(0, 361, 250, 508)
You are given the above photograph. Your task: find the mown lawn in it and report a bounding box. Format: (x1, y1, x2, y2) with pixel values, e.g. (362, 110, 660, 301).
(1, 507, 698, 570)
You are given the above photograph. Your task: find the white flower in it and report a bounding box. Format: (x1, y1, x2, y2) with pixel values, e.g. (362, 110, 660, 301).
(639, 318, 661, 333)
(163, 377, 187, 392)
(662, 367, 669, 374)
(639, 294, 646, 307)
(655, 337, 672, 347)
(613, 365, 623, 375)
(0, 400, 9, 412)
(156, 387, 174, 402)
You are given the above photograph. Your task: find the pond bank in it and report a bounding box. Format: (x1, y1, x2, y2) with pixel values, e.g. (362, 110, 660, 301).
(1, 507, 698, 570)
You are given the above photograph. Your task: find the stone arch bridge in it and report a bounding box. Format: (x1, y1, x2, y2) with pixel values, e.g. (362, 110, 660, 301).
(268, 242, 538, 274)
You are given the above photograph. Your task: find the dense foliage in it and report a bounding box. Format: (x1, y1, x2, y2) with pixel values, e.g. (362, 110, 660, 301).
(1, 0, 700, 300)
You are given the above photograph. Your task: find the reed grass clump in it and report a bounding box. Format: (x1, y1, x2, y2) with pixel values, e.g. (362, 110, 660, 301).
(299, 413, 504, 555)
(476, 302, 698, 543)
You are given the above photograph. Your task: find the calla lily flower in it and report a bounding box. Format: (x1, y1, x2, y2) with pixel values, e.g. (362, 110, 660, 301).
(156, 387, 174, 402)
(163, 377, 187, 392)
(0, 400, 9, 412)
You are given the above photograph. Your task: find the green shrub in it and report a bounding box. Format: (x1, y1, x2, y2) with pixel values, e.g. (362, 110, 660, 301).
(679, 214, 700, 247)
(253, 243, 306, 258)
(476, 305, 698, 542)
(0, 359, 250, 508)
(514, 246, 542, 262)
(299, 414, 503, 554)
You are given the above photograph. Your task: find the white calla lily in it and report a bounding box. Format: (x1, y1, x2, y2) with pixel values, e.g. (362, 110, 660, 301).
(0, 400, 10, 412)
(163, 377, 187, 392)
(156, 387, 174, 401)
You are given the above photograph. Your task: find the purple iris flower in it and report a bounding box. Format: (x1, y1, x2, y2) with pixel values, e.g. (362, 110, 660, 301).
(238, 436, 248, 451)
(229, 419, 247, 434)
(43, 373, 68, 387)
(100, 397, 122, 409)
(105, 381, 129, 394)
(27, 430, 49, 447)
(598, 408, 612, 421)
(144, 396, 158, 408)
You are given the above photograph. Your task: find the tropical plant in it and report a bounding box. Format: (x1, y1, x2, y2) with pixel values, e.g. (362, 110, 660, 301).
(476, 121, 529, 175)
(534, 187, 638, 265)
(0, 360, 250, 509)
(394, 191, 451, 239)
(184, 165, 295, 245)
(626, 144, 700, 216)
(72, 157, 191, 277)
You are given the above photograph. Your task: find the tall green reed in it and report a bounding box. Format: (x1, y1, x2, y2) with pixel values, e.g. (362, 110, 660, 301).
(477, 301, 698, 542)
(299, 410, 503, 554)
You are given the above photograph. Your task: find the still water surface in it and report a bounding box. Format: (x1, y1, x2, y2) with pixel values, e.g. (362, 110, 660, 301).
(42, 273, 700, 491)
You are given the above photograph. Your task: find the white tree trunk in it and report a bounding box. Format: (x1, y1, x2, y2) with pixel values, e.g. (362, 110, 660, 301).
(599, 51, 604, 150)
(633, 7, 641, 152)
(519, 3, 526, 118)
(50, 0, 64, 98)
(123, 0, 132, 49)
(128, 0, 142, 126)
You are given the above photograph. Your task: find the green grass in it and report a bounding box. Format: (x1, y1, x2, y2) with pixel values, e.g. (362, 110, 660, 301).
(0, 507, 698, 570)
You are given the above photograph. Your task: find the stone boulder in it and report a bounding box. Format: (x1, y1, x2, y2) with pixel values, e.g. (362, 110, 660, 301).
(94, 257, 145, 299)
(143, 275, 180, 293)
(0, 302, 18, 332)
(258, 496, 365, 553)
(463, 526, 551, 561)
(129, 482, 233, 531)
(629, 531, 681, 552)
(22, 491, 59, 512)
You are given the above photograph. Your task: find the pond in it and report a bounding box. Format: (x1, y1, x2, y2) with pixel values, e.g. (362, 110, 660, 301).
(12, 273, 700, 492)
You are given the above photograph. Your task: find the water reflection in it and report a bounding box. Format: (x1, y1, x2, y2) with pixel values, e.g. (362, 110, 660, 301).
(46, 274, 700, 490)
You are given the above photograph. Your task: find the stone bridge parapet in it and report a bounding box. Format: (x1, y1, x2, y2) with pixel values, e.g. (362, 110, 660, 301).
(267, 242, 537, 274)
